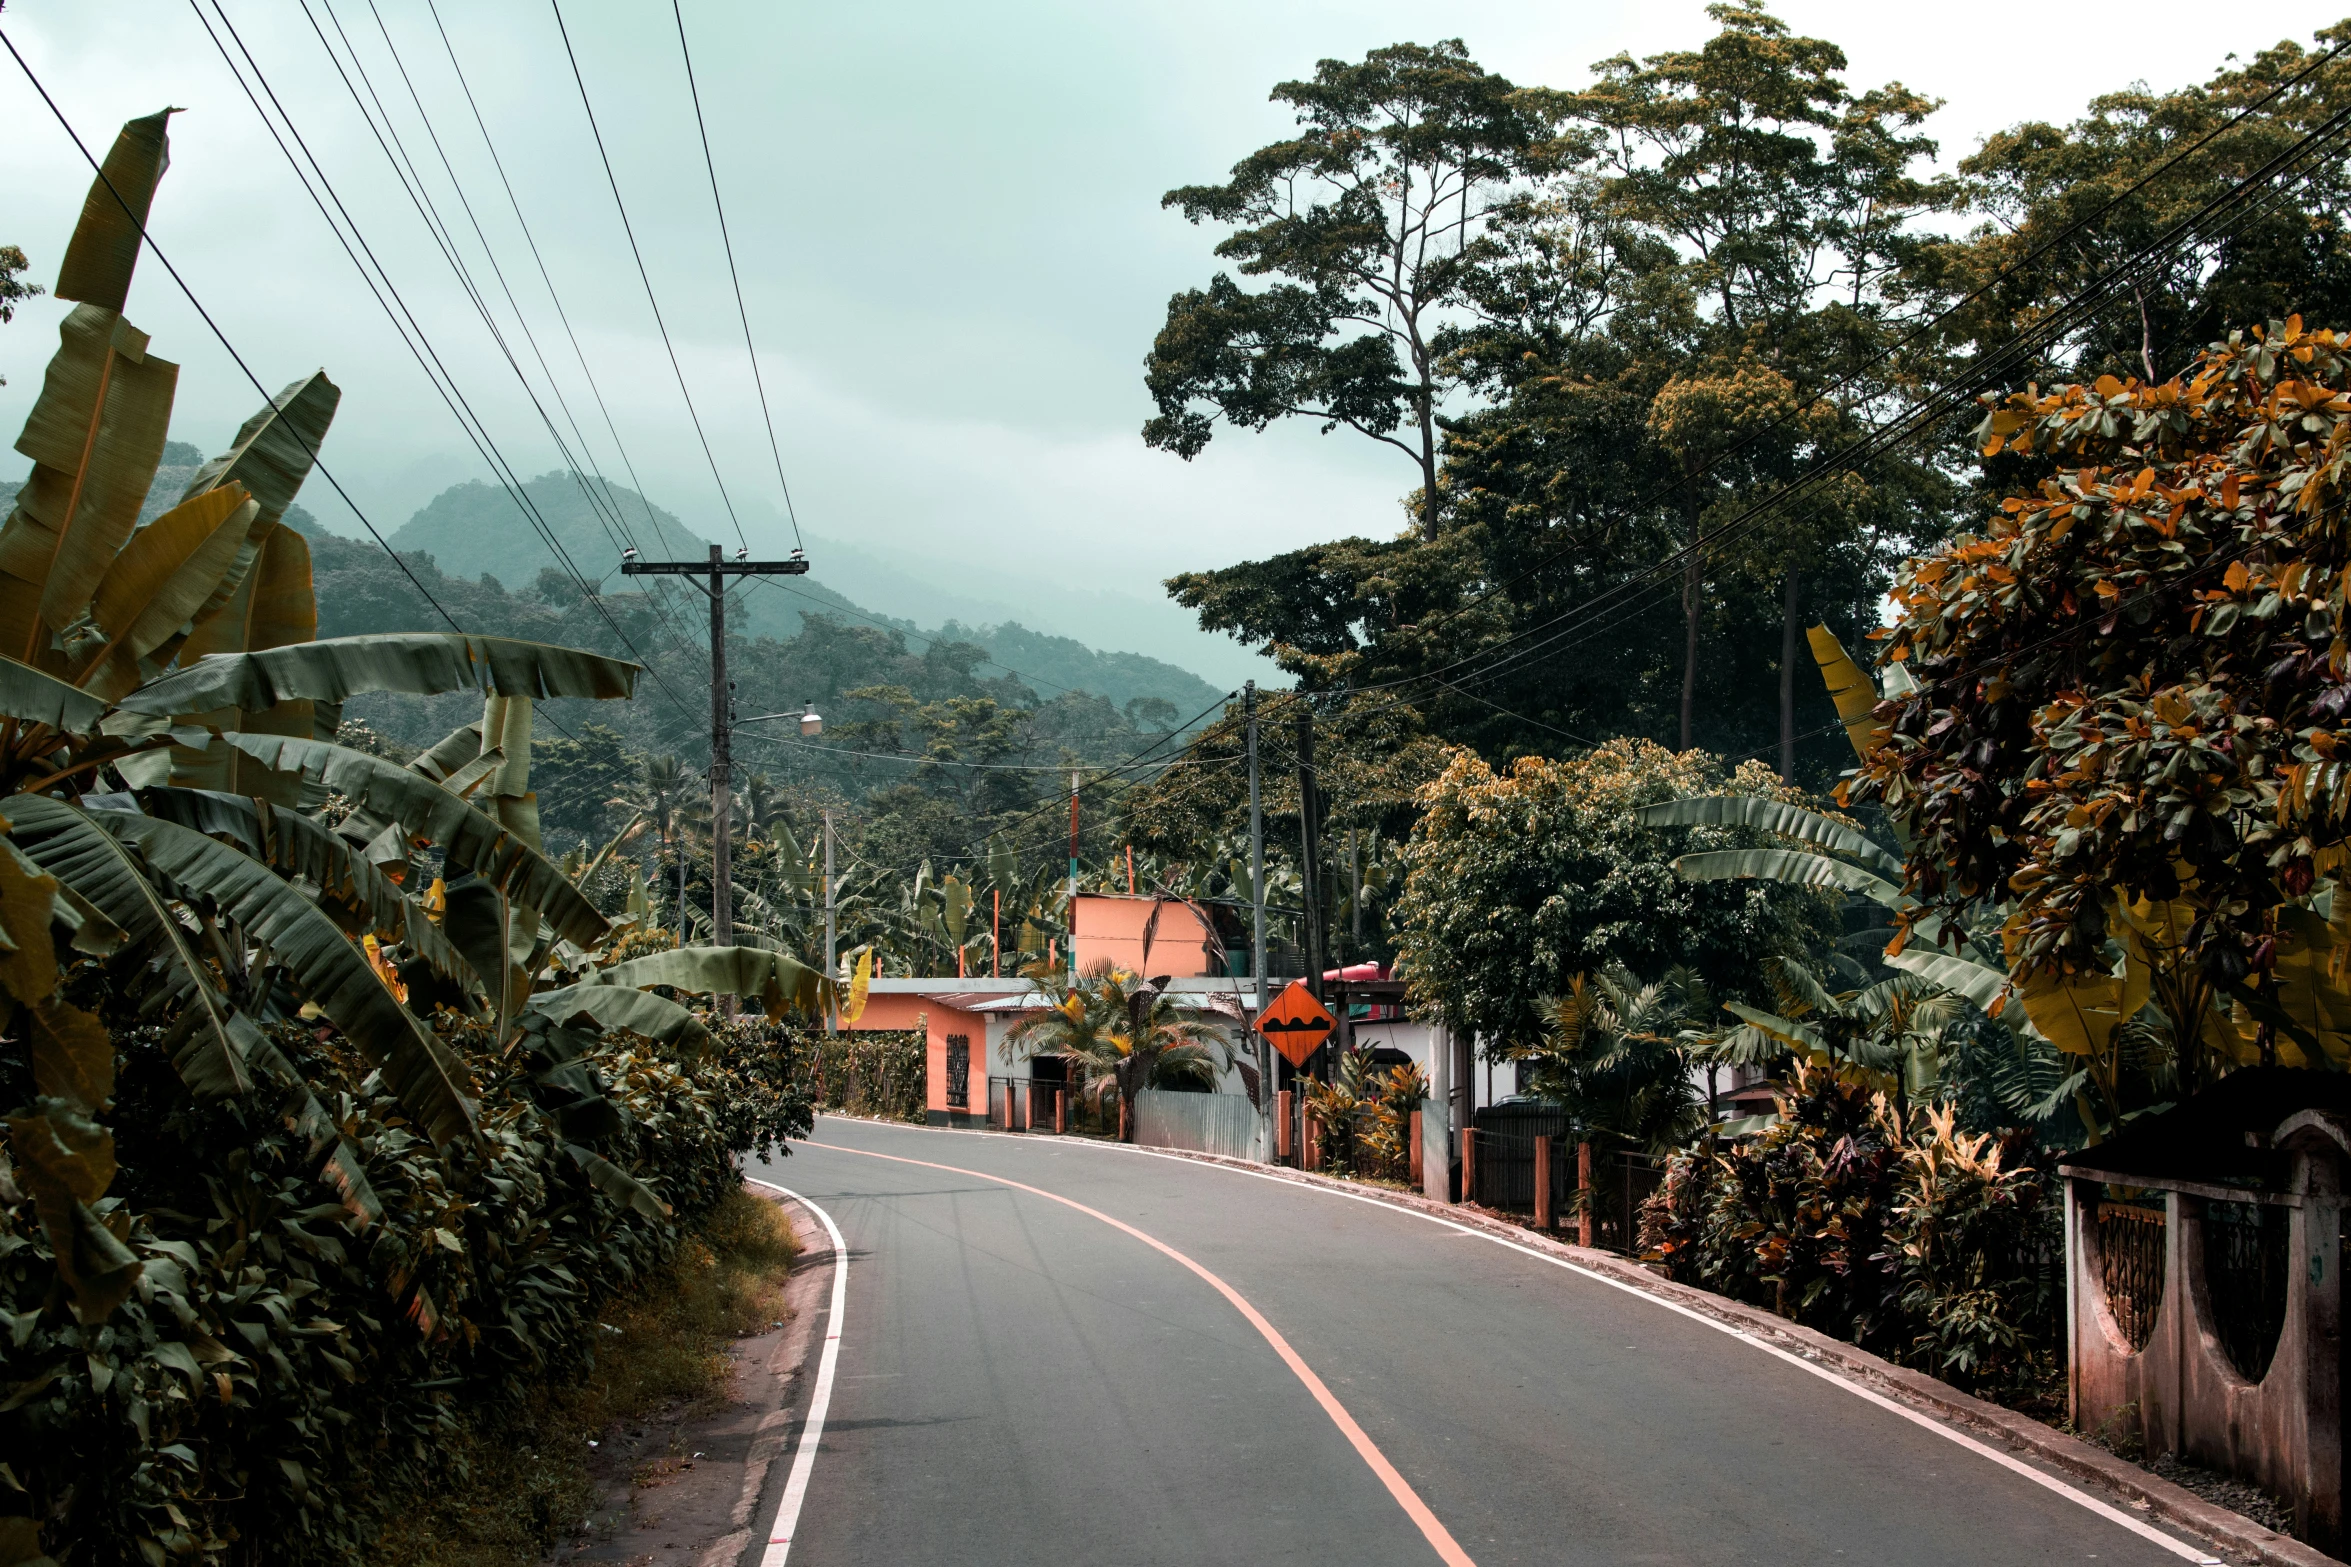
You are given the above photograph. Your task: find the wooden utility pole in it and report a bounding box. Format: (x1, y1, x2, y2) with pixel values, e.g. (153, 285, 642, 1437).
(1246, 681, 1270, 1150)
(621, 544, 811, 971)
(1294, 708, 1326, 1076)
(823, 809, 837, 1035)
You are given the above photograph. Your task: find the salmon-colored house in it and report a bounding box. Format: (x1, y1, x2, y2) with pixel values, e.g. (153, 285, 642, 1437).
(837, 894, 1240, 1125)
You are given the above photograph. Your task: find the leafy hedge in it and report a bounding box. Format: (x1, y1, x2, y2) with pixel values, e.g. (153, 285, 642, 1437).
(0, 1008, 810, 1567)
(1639, 1067, 2060, 1402)
(808, 1030, 926, 1122)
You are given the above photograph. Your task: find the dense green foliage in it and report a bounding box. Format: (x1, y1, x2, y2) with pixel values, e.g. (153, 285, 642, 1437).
(1852, 321, 2351, 1118)
(807, 1028, 927, 1123)
(0, 1013, 810, 1564)
(1641, 1069, 2060, 1402)
(1393, 739, 1835, 1045)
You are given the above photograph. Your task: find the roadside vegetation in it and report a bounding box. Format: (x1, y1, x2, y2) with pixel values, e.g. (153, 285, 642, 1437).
(0, 115, 821, 1565)
(370, 1186, 798, 1567)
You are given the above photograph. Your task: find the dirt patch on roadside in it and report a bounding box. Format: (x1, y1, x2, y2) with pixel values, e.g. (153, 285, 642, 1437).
(547, 1189, 834, 1567)
(367, 1186, 799, 1567)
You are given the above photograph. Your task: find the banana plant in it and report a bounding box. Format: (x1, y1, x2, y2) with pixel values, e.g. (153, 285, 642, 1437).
(0, 112, 839, 1320)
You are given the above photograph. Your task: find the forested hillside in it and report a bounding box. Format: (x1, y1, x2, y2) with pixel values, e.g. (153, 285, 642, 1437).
(384, 472, 1221, 714)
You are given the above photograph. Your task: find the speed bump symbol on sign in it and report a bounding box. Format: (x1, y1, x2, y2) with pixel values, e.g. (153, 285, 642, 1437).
(1255, 979, 1336, 1067)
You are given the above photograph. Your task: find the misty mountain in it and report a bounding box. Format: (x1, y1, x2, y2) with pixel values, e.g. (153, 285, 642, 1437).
(383, 472, 1224, 714)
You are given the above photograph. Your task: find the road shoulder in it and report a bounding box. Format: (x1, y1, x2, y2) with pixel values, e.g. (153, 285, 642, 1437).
(866, 1120, 2330, 1567)
(553, 1183, 836, 1566)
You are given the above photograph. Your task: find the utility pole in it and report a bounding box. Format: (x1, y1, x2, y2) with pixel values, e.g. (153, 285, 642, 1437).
(621, 545, 810, 968)
(823, 808, 837, 1036)
(1294, 708, 1325, 1075)
(1245, 682, 1265, 1015)
(1246, 682, 1270, 1150)
(1068, 771, 1081, 984)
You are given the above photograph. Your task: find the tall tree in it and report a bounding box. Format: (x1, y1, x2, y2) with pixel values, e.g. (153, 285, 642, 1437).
(0, 243, 40, 386)
(1151, 6, 1947, 789)
(1913, 23, 2351, 398)
(1542, 0, 1945, 757)
(1145, 40, 1553, 538)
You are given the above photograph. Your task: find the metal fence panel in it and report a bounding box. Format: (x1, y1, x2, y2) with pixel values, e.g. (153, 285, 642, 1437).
(1135, 1089, 1267, 1161)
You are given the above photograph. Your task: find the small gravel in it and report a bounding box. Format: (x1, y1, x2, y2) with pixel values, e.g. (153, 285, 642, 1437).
(2144, 1452, 2298, 1540)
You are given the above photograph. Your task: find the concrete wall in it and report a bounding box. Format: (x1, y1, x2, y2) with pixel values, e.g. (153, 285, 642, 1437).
(2068, 1122, 2345, 1549)
(1073, 894, 1218, 978)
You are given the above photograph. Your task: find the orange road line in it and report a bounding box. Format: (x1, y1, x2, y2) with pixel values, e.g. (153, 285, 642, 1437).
(809, 1137, 1478, 1567)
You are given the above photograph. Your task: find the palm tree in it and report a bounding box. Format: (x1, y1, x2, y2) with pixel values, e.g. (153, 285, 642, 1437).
(613, 754, 694, 930)
(1508, 967, 1709, 1154)
(1003, 961, 1235, 1136)
(1694, 954, 1970, 1115)
(735, 769, 785, 845)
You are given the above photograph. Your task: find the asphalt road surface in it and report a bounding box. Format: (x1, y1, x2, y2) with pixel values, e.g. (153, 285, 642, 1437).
(749, 1117, 2211, 1567)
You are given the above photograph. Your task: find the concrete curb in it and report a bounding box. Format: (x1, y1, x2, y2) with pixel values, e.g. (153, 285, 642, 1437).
(1105, 1139, 2333, 1567)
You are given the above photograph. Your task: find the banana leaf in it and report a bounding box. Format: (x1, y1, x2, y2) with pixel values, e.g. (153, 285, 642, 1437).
(93, 787, 477, 992)
(407, 719, 486, 783)
(0, 305, 178, 670)
(76, 486, 255, 700)
(442, 873, 529, 1042)
(3, 793, 264, 1101)
(1633, 795, 1902, 879)
(1720, 1000, 1829, 1056)
(207, 733, 608, 947)
(52, 109, 174, 313)
(583, 945, 830, 1020)
(92, 809, 479, 1146)
(163, 520, 319, 807)
(567, 1143, 669, 1219)
(119, 633, 640, 716)
(0, 653, 109, 731)
(1808, 623, 1888, 763)
(179, 372, 340, 534)
(526, 983, 708, 1054)
(1672, 848, 1906, 907)
(1880, 947, 2014, 1012)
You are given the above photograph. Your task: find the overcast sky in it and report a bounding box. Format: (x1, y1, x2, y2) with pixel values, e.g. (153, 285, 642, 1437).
(4, 1, 2347, 685)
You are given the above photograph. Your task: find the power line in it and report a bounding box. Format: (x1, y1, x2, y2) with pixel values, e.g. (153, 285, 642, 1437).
(671, 0, 806, 556)
(347, 0, 640, 560)
(420, 0, 675, 567)
(299, 0, 704, 663)
(1375, 37, 2351, 668)
(549, 0, 752, 555)
(1353, 89, 2351, 711)
(738, 572, 1135, 702)
(0, 25, 464, 640)
(324, 0, 712, 657)
(732, 726, 1241, 772)
(194, 0, 701, 727)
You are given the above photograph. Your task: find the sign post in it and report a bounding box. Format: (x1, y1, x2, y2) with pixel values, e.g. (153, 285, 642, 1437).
(1255, 980, 1336, 1071)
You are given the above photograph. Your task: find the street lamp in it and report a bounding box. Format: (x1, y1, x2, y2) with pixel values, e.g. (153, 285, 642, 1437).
(736, 704, 823, 737)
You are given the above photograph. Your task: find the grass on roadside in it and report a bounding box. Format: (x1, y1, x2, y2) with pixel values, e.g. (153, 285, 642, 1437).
(369, 1184, 799, 1567)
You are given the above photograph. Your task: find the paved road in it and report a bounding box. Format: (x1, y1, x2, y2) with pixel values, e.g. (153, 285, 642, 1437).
(750, 1117, 2206, 1567)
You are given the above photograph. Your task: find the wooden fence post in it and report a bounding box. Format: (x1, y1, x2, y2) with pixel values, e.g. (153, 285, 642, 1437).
(1462, 1127, 1478, 1205)
(1055, 1087, 1067, 1135)
(1577, 1140, 1594, 1247)
(1118, 1095, 1129, 1143)
(1004, 1080, 1018, 1133)
(1409, 1110, 1423, 1186)
(1535, 1134, 1553, 1231)
(1277, 1090, 1293, 1162)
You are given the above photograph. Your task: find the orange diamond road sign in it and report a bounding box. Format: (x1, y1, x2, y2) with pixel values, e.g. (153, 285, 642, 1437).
(1255, 980, 1336, 1068)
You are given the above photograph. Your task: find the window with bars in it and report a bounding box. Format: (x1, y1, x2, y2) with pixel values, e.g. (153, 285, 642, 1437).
(946, 1035, 970, 1109)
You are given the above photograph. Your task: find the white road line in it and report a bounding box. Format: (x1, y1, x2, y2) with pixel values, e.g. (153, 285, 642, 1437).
(745, 1179, 847, 1567)
(808, 1120, 2225, 1567)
